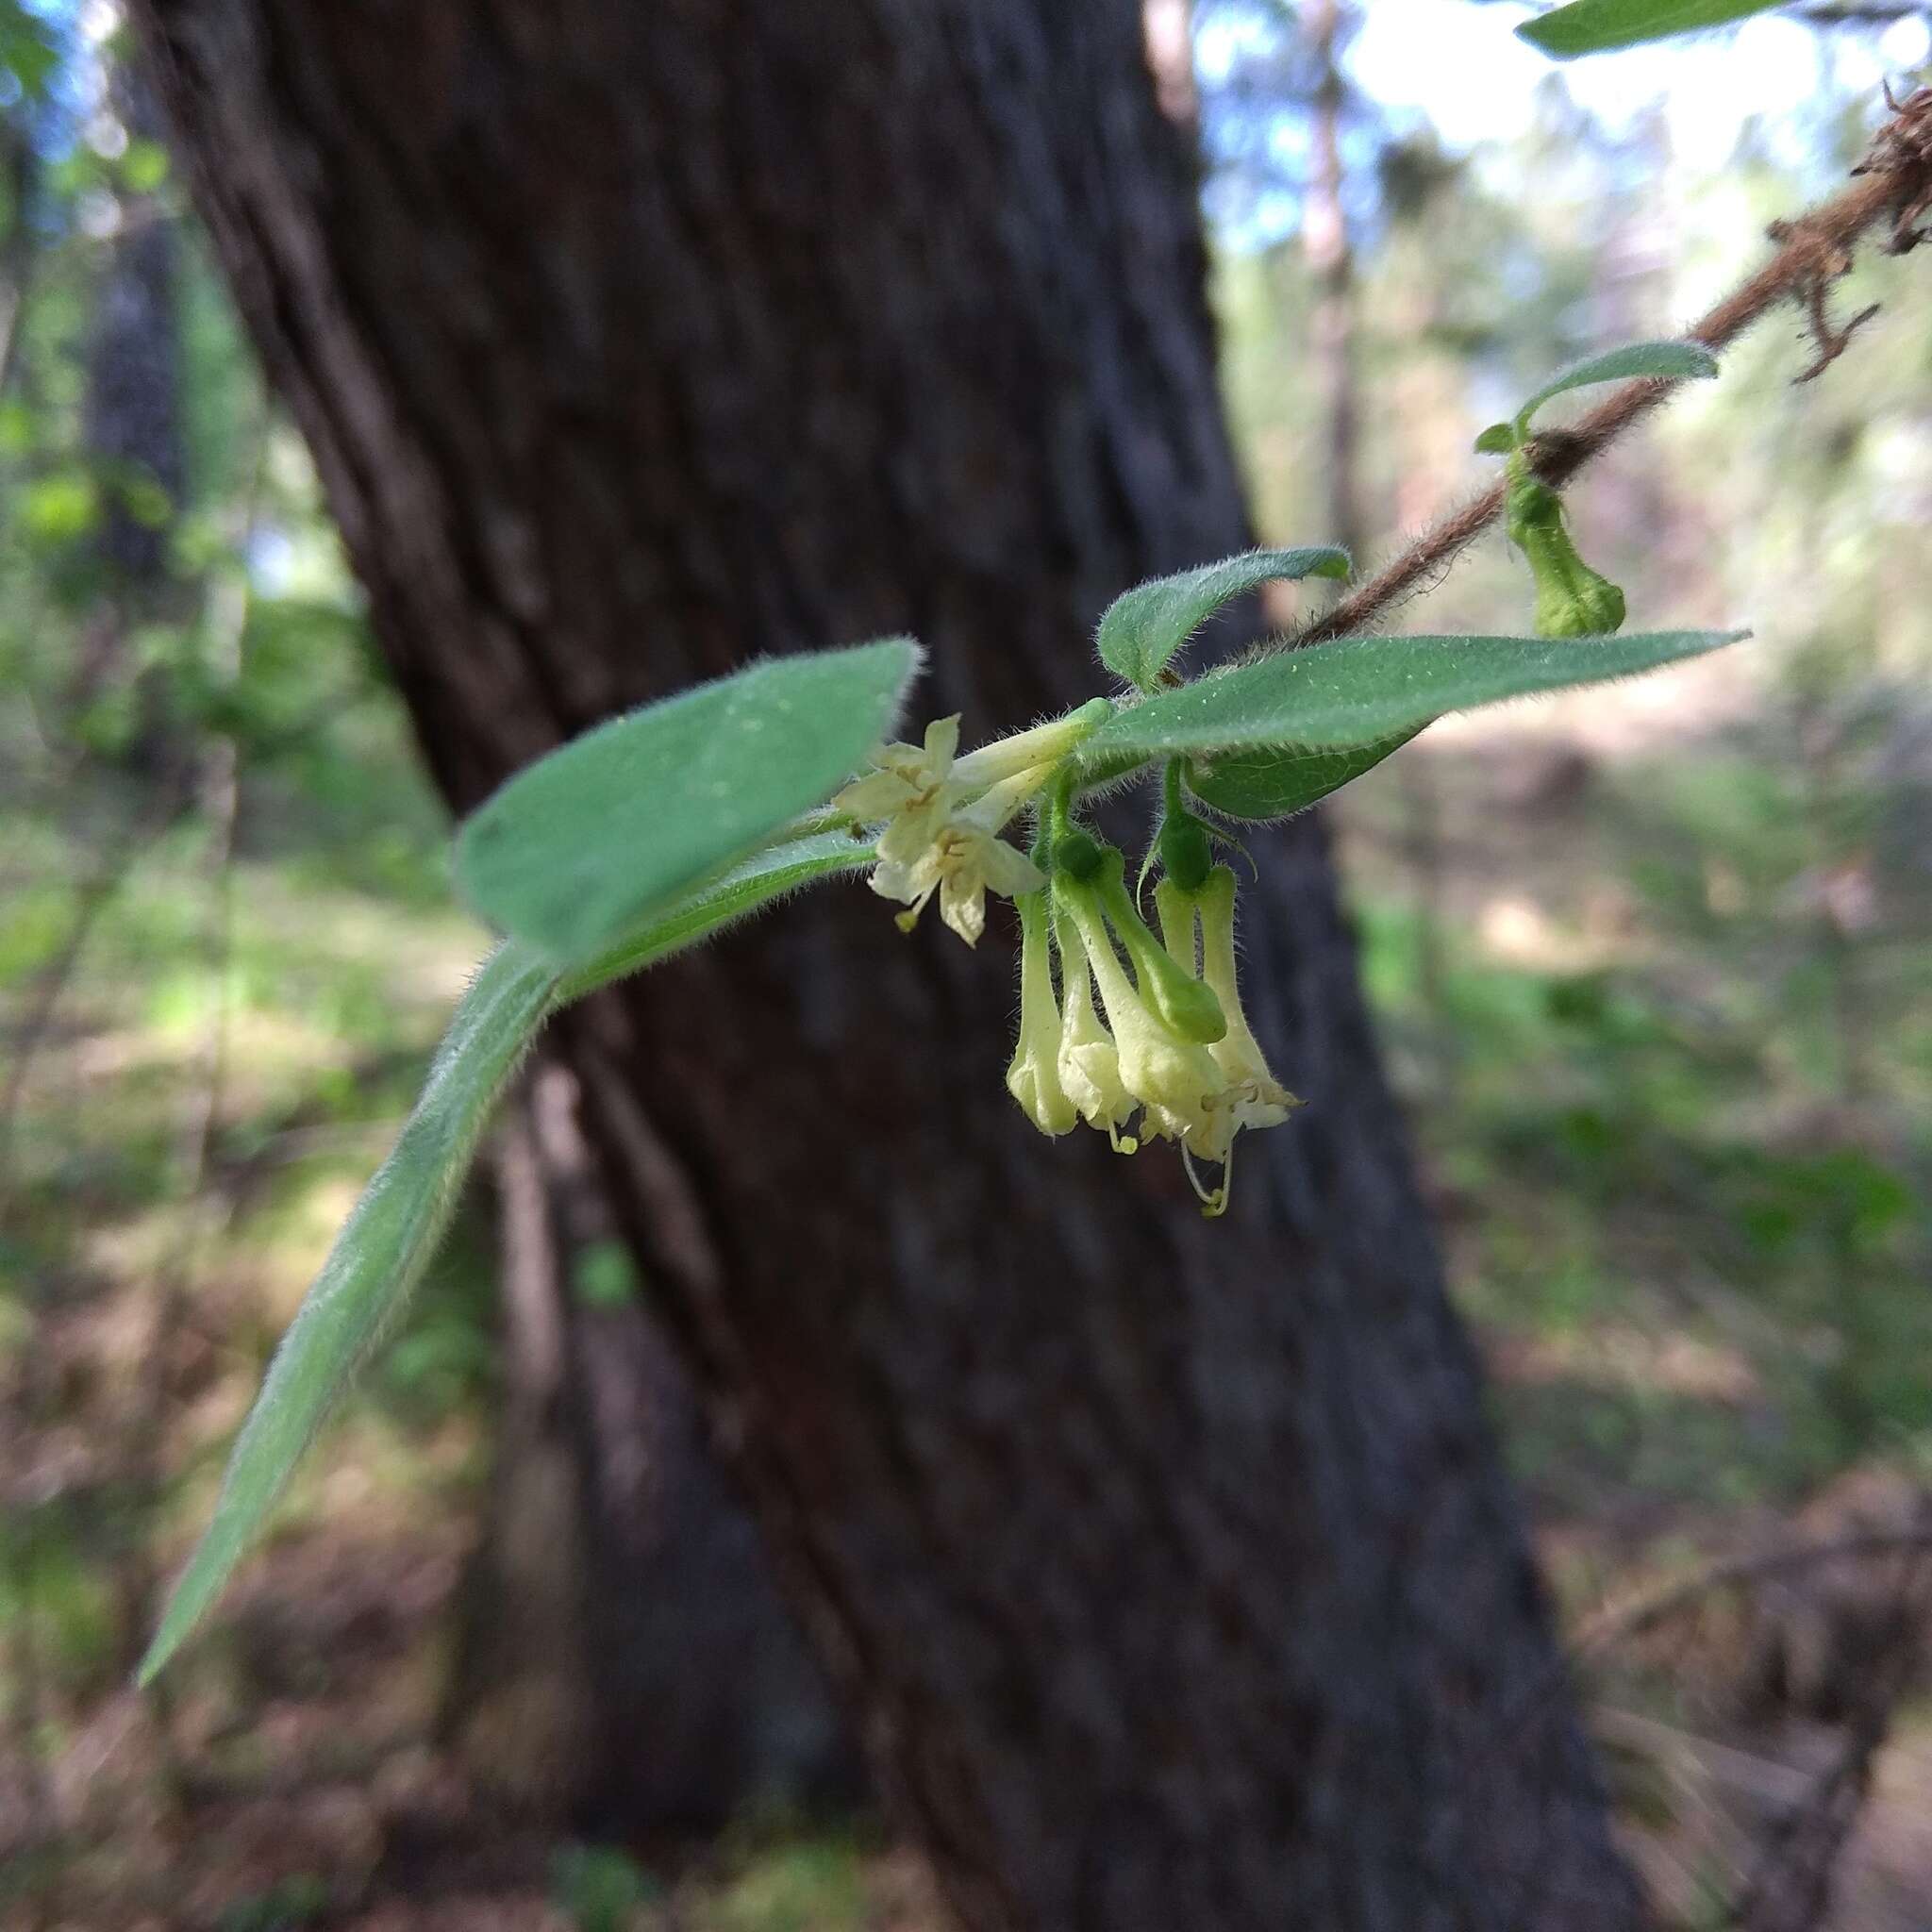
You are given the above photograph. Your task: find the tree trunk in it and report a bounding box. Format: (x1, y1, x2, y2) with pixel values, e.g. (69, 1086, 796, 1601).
(1304, 0, 1364, 566)
(131, 4, 1643, 1925)
(90, 61, 185, 586)
(450, 1059, 854, 1830)
(76, 53, 190, 765)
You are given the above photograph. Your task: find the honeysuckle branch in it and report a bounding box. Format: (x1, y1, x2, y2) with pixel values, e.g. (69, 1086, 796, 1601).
(1295, 87, 1932, 650)
(145, 86, 1843, 1675)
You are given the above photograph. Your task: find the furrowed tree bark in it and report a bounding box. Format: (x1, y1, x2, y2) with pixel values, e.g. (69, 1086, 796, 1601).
(450, 1062, 853, 1829)
(131, 4, 1645, 1925)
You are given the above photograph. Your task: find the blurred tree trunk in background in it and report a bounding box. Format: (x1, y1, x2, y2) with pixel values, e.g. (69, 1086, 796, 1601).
(450, 1061, 853, 1829)
(1301, 2, 1457, 1088)
(0, 86, 36, 398)
(1304, 0, 1363, 564)
(131, 2, 1645, 1924)
(76, 56, 187, 765)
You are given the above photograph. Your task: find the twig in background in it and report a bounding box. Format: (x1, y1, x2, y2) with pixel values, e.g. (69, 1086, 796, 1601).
(1793, 4, 1932, 23)
(1293, 88, 1932, 649)
(1572, 1526, 1932, 1657)
(1728, 1523, 1932, 1932)
(1448, 1522, 1932, 1872)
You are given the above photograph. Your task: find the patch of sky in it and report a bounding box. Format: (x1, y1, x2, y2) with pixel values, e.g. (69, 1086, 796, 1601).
(1197, 0, 1932, 252)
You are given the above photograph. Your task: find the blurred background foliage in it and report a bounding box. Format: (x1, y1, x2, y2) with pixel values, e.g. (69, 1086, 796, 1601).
(3, 1, 1931, 1925)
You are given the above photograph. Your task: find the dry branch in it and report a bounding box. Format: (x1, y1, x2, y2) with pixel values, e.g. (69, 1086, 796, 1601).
(1294, 87, 1932, 649)
(1573, 1527, 1932, 1657)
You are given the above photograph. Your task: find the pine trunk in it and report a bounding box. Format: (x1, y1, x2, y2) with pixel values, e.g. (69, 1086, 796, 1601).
(449, 1060, 852, 1829)
(131, 3, 1644, 1925)
(78, 56, 190, 764)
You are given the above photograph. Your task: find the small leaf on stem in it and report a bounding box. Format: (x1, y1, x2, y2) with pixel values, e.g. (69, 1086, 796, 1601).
(1514, 340, 1718, 437)
(1186, 730, 1424, 823)
(1096, 547, 1351, 691)
(1076, 630, 1744, 764)
(1517, 0, 1780, 58)
(139, 940, 561, 1684)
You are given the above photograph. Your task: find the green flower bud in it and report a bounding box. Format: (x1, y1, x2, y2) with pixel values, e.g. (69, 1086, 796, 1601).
(1158, 809, 1213, 896)
(1052, 828, 1107, 882)
(1152, 876, 1199, 975)
(1506, 465, 1625, 640)
(1089, 851, 1226, 1045)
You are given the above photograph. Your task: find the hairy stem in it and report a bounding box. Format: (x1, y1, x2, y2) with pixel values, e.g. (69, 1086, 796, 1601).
(1296, 89, 1932, 648)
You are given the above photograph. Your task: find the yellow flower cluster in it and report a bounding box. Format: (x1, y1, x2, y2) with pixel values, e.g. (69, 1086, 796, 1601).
(1008, 857, 1296, 1212)
(834, 714, 1087, 946)
(841, 714, 1297, 1213)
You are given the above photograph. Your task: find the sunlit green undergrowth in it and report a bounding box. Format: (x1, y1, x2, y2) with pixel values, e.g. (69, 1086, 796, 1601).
(0, 677, 501, 1727)
(1341, 720, 1932, 1517)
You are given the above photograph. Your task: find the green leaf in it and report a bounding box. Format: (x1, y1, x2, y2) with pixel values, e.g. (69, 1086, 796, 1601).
(572, 1241, 641, 1310)
(1186, 729, 1424, 822)
(121, 139, 172, 197)
(1095, 547, 1351, 691)
(23, 472, 100, 543)
(456, 640, 921, 967)
(1071, 746, 1158, 795)
(139, 941, 561, 1685)
(0, 1, 59, 102)
(1515, 341, 1719, 434)
(558, 828, 876, 998)
(1474, 423, 1517, 455)
(1518, 0, 1779, 58)
(1075, 630, 1745, 764)
(140, 824, 879, 1683)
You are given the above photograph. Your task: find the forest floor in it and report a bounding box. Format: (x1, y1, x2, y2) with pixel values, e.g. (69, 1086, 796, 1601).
(5, 658, 1931, 1931)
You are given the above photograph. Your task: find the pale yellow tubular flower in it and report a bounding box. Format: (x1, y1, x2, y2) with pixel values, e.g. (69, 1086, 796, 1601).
(835, 713, 961, 828)
(840, 714, 966, 888)
(1061, 887, 1223, 1148)
(1153, 878, 1200, 976)
(869, 764, 1046, 946)
(868, 845, 942, 932)
(950, 704, 1108, 791)
(1191, 864, 1298, 1152)
(936, 829, 1044, 946)
(967, 761, 1058, 837)
(1054, 924, 1140, 1153)
(847, 706, 1103, 945)
(1006, 894, 1077, 1136)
